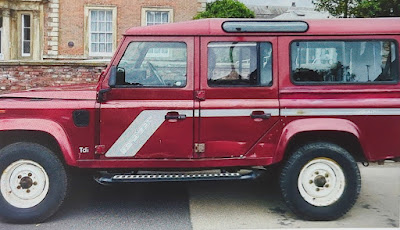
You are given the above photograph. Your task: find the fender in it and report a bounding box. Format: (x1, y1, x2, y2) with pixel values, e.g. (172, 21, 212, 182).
(273, 118, 363, 163)
(0, 118, 76, 166)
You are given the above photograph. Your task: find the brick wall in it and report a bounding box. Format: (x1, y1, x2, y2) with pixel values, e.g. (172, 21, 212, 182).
(58, 0, 199, 57)
(0, 61, 107, 94)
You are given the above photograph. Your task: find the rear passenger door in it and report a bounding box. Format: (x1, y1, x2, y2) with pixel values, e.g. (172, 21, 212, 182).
(197, 37, 279, 158)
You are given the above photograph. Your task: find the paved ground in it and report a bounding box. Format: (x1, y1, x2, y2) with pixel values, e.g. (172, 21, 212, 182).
(0, 163, 398, 230)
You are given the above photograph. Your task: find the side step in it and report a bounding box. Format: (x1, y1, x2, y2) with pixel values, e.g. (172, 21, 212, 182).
(94, 170, 262, 184)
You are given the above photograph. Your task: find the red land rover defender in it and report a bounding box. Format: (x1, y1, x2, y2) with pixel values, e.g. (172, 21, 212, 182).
(0, 18, 399, 223)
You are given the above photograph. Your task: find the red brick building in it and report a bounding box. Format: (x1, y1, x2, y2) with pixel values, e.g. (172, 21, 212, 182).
(0, 0, 206, 93)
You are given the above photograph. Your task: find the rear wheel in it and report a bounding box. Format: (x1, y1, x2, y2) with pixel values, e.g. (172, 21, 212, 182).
(0, 142, 68, 223)
(280, 142, 361, 220)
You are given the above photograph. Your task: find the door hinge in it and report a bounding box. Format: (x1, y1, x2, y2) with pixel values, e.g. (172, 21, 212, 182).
(194, 143, 205, 153)
(195, 90, 206, 101)
(95, 145, 106, 155)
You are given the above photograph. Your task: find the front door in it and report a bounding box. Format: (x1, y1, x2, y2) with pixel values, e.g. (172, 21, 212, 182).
(100, 37, 194, 159)
(198, 36, 279, 158)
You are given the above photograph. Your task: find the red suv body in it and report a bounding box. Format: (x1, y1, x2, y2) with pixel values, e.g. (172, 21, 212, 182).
(0, 18, 399, 223)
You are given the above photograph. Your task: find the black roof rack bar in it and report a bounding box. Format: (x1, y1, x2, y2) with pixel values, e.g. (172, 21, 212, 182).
(222, 21, 309, 33)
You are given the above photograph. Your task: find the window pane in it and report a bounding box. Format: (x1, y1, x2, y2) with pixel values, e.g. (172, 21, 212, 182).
(23, 41, 30, 54)
(208, 42, 271, 87)
(106, 11, 112, 21)
(106, 33, 112, 43)
(91, 22, 97, 32)
(155, 12, 161, 23)
(162, 12, 168, 23)
(23, 15, 30, 27)
(91, 11, 98, 21)
(117, 42, 187, 87)
(291, 40, 399, 84)
(90, 33, 97, 43)
(24, 28, 30, 40)
(99, 11, 105, 21)
(99, 43, 105, 52)
(91, 43, 97, 52)
(106, 43, 112, 53)
(147, 12, 154, 23)
(99, 33, 105, 42)
(106, 22, 112, 32)
(99, 22, 105, 32)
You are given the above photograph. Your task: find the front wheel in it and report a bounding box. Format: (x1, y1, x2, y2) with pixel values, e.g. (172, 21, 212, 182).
(0, 142, 68, 223)
(280, 142, 361, 220)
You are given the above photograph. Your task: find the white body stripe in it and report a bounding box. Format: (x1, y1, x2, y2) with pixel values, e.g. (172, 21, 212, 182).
(199, 109, 279, 117)
(105, 108, 277, 158)
(106, 107, 400, 158)
(281, 108, 400, 116)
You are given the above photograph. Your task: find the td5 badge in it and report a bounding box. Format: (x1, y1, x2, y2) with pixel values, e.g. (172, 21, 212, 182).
(79, 147, 90, 154)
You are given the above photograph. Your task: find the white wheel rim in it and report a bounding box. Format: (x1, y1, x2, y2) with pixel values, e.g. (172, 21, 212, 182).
(298, 157, 345, 207)
(1, 160, 50, 208)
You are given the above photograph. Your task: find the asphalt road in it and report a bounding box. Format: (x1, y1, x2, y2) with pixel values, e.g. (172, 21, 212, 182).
(0, 163, 398, 230)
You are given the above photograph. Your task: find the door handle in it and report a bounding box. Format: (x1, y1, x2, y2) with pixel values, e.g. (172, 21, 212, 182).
(165, 112, 186, 120)
(250, 111, 271, 120)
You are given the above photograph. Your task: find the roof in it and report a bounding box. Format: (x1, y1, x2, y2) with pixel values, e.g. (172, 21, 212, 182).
(124, 18, 400, 36)
(247, 5, 288, 19)
(274, 7, 332, 19)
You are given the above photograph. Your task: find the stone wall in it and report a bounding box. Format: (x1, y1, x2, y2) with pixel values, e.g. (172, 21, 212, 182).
(0, 61, 107, 94)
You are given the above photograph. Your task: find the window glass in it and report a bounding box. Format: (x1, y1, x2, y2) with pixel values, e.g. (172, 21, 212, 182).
(117, 42, 187, 87)
(291, 40, 399, 83)
(208, 42, 272, 86)
(21, 14, 31, 56)
(90, 10, 113, 55)
(146, 11, 169, 25)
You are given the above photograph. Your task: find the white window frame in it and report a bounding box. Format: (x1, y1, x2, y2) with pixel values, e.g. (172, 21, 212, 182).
(141, 7, 173, 57)
(0, 16, 3, 60)
(21, 14, 31, 57)
(84, 6, 117, 58)
(141, 7, 173, 26)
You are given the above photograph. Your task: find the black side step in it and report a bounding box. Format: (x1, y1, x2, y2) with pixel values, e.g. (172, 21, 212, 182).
(94, 170, 261, 184)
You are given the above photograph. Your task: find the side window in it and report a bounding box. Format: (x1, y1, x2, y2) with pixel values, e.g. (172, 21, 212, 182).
(117, 42, 187, 87)
(291, 40, 399, 84)
(208, 42, 272, 87)
(21, 14, 31, 57)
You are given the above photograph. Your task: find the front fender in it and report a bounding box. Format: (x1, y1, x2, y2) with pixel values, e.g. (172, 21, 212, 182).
(273, 118, 362, 163)
(0, 118, 76, 166)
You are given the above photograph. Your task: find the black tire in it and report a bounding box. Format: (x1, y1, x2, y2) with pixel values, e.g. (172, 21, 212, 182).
(0, 142, 68, 223)
(280, 142, 361, 221)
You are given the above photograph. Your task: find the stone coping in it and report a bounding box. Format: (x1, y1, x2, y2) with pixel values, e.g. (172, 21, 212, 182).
(0, 60, 109, 67)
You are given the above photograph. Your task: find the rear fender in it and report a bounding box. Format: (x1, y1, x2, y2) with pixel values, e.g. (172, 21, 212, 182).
(273, 118, 363, 163)
(0, 118, 76, 166)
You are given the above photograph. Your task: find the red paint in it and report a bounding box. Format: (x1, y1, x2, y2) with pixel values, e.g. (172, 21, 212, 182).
(0, 18, 399, 169)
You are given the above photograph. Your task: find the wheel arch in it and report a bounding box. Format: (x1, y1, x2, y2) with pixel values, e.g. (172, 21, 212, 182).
(0, 119, 76, 166)
(274, 118, 367, 164)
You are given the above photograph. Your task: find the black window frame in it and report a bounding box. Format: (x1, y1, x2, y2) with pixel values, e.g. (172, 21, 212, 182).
(289, 39, 400, 86)
(207, 41, 273, 88)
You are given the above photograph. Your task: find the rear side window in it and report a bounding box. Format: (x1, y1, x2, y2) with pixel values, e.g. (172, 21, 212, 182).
(208, 42, 272, 87)
(291, 40, 399, 84)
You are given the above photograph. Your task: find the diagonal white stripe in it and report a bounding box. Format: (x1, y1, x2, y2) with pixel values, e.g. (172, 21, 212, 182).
(105, 110, 193, 157)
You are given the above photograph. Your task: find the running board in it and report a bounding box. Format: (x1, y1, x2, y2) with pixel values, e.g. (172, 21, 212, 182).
(94, 170, 261, 184)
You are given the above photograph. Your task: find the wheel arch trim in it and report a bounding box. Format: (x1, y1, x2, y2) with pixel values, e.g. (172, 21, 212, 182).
(274, 118, 365, 163)
(0, 118, 76, 166)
